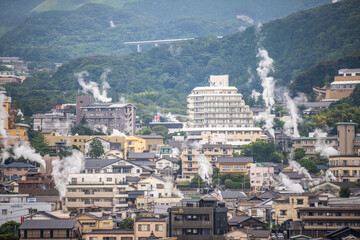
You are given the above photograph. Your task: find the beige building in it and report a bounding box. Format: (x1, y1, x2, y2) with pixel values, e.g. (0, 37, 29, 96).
(74, 213, 113, 233)
(329, 122, 360, 182)
(65, 173, 130, 214)
(134, 218, 167, 240)
(313, 68, 360, 101)
(272, 194, 328, 224)
(184, 75, 266, 145)
(84, 229, 134, 240)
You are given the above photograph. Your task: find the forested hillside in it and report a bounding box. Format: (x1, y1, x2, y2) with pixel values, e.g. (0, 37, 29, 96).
(4, 0, 360, 119)
(50, 0, 360, 95)
(0, 0, 44, 36)
(0, 0, 330, 62)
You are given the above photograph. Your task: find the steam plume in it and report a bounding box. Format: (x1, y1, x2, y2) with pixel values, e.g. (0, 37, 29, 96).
(251, 90, 261, 102)
(256, 48, 275, 136)
(314, 129, 339, 157)
(13, 141, 46, 168)
(76, 69, 112, 103)
(276, 173, 304, 193)
(52, 150, 85, 199)
(109, 20, 116, 28)
(0, 92, 9, 163)
(283, 91, 300, 138)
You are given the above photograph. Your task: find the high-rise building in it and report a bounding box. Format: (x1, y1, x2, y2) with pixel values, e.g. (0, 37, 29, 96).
(183, 75, 266, 145)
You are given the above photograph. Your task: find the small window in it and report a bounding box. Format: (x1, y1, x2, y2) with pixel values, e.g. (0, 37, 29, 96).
(155, 224, 163, 231)
(2, 209, 7, 215)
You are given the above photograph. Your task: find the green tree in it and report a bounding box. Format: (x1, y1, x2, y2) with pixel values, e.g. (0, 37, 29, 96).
(350, 84, 360, 106)
(339, 186, 351, 198)
(139, 126, 152, 135)
(190, 176, 205, 186)
(118, 218, 134, 230)
(28, 130, 52, 156)
(294, 149, 305, 160)
(88, 138, 105, 158)
(298, 158, 318, 173)
(177, 159, 182, 175)
(241, 139, 282, 163)
(0, 221, 20, 240)
(151, 126, 169, 137)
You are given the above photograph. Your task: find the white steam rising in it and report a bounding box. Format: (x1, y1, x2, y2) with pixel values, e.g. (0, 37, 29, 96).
(52, 150, 85, 199)
(283, 91, 300, 138)
(13, 141, 46, 168)
(110, 129, 128, 139)
(322, 169, 336, 182)
(198, 154, 213, 184)
(76, 69, 112, 103)
(109, 20, 116, 28)
(314, 129, 339, 157)
(276, 173, 304, 193)
(255, 48, 276, 137)
(251, 90, 261, 102)
(0, 92, 9, 163)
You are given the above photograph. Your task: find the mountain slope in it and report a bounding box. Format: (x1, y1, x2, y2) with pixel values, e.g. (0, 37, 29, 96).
(0, 0, 331, 62)
(0, 3, 244, 62)
(49, 0, 360, 95)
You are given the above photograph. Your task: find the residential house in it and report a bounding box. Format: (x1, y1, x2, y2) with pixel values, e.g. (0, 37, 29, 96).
(217, 157, 253, 174)
(74, 213, 113, 233)
(228, 216, 265, 230)
(224, 229, 270, 240)
(134, 218, 167, 240)
(19, 219, 82, 240)
(3, 162, 35, 179)
(156, 158, 179, 171)
(85, 137, 122, 158)
(18, 171, 55, 194)
(324, 227, 360, 240)
(139, 135, 164, 151)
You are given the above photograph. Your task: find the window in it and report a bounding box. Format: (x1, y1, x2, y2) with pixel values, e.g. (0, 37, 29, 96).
(107, 178, 112, 182)
(155, 224, 163, 231)
(318, 212, 323, 216)
(138, 224, 150, 231)
(103, 238, 116, 240)
(336, 212, 341, 216)
(2, 209, 7, 215)
(89, 238, 98, 240)
(280, 210, 287, 215)
(121, 238, 133, 240)
(297, 199, 304, 205)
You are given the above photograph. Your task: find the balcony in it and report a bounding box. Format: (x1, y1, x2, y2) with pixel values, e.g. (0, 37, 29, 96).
(66, 192, 114, 198)
(171, 221, 212, 229)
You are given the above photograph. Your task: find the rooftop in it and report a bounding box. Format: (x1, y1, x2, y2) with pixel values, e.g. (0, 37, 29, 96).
(218, 157, 253, 163)
(5, 162, 35, 168)
(19, 220, 78, 229)
(128, 152, 156, 159)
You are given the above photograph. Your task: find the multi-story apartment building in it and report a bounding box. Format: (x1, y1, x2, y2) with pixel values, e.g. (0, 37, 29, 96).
(31, 111, 76, 135)
(249, 162, 275, 191)
(64, 173, 130, 214)
(183, 75, 266, 145)
(168, 197, 228, 239)
(272, 193, 329, 224)
(181, 144, 234, 179)
(76, 95, 136, 134)
(299, 207, 360, 231)
(65, 158, 155, 214)
(313, 68, 360, 101)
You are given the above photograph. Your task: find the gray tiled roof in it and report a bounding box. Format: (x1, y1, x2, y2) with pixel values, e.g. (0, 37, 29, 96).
(128, 153, 156, 159)
(140, 135, 164, 139)
(221, 191, 247, 199)
(5, 162, 35, 168)
(19, 220, 78, 229)
(84, 158, 120, 169)
(218, 157, 253, 163)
